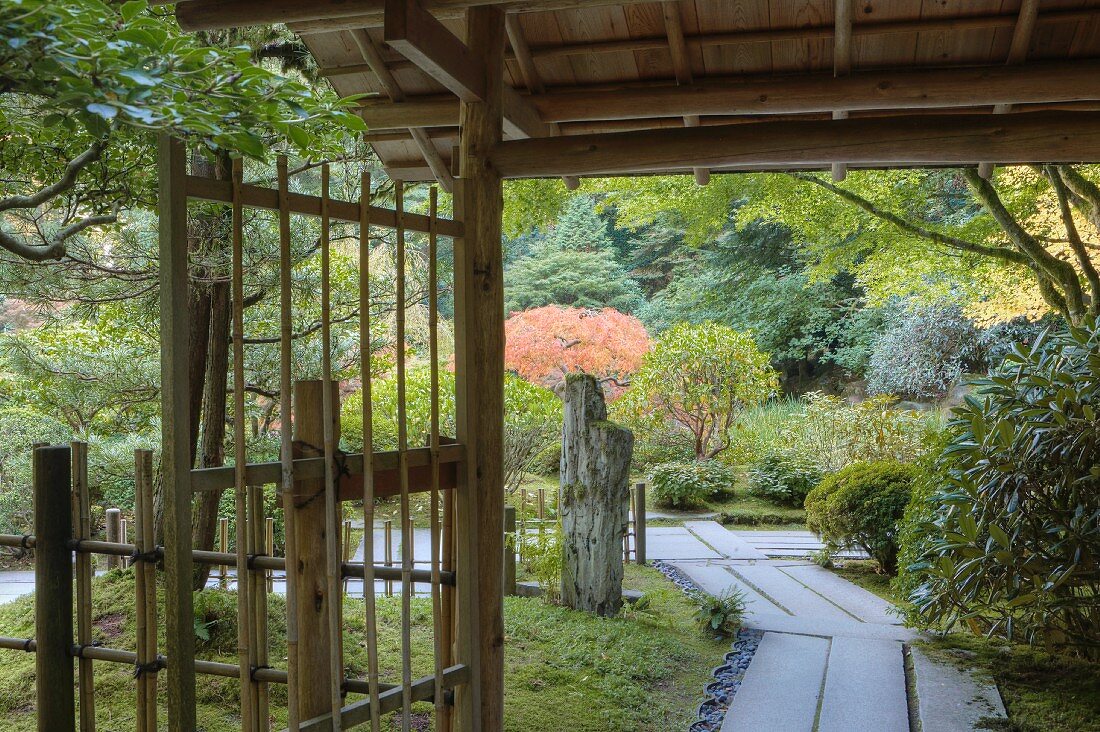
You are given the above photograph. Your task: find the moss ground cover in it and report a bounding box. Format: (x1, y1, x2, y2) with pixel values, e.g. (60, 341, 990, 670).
(0, 564, 719, 731)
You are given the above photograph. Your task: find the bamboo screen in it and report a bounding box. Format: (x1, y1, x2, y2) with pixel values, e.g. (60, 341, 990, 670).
(0, 146, 468, 732)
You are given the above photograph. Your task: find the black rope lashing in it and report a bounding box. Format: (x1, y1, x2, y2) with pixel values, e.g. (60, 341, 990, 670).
(71, 641, 103, 658)
(22, 638, 34, 652)
(15, 534, 33, 559)
(133, 659, 162, 679)
(130, 547, 159, 565)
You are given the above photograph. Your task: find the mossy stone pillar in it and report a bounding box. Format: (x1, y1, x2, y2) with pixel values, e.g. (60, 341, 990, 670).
(559, 374, 634, 616)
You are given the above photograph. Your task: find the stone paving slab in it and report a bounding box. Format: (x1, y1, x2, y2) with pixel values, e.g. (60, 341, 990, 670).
(779, 563, 901, 625)
(911, 646, 1007, 731)
(726, 563, 857, 621)
(645, 527, 722, 560)
(684, 521, 768, 560)
(817, 637, 908, 732)
(670, 563, 783, 620)
(721, 632, 829, 732)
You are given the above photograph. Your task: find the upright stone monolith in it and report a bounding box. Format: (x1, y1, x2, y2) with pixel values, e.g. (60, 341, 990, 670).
(559, 374, 634, 616)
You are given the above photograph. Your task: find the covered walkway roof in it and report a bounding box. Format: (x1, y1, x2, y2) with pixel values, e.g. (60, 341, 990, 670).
(169, 0, 1100, 183)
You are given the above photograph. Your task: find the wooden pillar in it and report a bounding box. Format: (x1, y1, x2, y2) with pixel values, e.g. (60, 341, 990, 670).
(157, 133, 196, 732)
(453, 6, 506, 731)
(105, 508, 122, 570)
(291, 379, 342, 719)
(34, 444, 75, 732)
(634, 483, 647, 566)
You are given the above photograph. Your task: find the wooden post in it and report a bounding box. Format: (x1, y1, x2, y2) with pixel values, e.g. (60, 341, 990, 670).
(34, 444, 75, 732)
(105, 508, 122, 570)
(634, 483, 646, 566)
(384, 519, 394, 597)
(72, 441, 95, 732)
(453, 7, 506, 731)
(503, 506, 516, 597)
(291, 379, 341, 721)
(158, 133, 196, 732)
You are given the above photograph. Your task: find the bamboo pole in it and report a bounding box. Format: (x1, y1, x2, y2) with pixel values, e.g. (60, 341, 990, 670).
(251, 484, 271, 730)
(135, 450, 158, 731)
(320, 162, 345, 731)
(121, 519, 128, 557)
(72, 441, 95, 732)
(439, 484, 455, 732)
(395, 179, 413, 731)
(360, 170, 383, 732)
(220, 517, 230, 588)
(33, 444, 75, 732)
(231, 156, 258, 732)
(266, 517, 275, 594)
(278, 154, 302, 732)
(385, 520, 394, 597)
(342, 520, 353, 593)
(428, 186, 446, 724)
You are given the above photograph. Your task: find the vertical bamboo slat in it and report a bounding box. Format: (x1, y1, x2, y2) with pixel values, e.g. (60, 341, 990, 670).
(220, 517, 230, 588)
(72, 441, 95, 732)
(105, 508, 121, 571)
(134, 450, 158, 731)
(231, 157, 257, 732)
(394, 180, 413, 731)
(342, 520, 352, 593)
(319, 163, 344, 731)
(266, 517, 275, 594)
(428, 186, 445, 724)
(360, 171, 382, 732)
(385, 520, 393, 597)
(277, 155, 301, 732)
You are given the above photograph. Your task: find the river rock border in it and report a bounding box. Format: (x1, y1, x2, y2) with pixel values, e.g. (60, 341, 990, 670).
(653, 561, 763, 732)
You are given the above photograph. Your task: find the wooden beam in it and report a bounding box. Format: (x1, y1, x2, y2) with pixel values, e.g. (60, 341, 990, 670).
(832, 0, 853, 181)
(531, 60, 1100, 122)
(978, 0, 1041, 179)
(182, 0, 1093, 36)
(359, 96, 458, 130)
(488, 112, 1100, 178)
(502, 85, 554, 138)
(384, 0, 485, 103)
(453, 6, 506, 730)
(157, 133, 196, 732)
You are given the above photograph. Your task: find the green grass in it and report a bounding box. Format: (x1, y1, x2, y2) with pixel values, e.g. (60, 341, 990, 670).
(0, 564, 720, 731)
(704, 492, 806, 529)
(827, 559, 903, 604)
(920, 634, 1100, 732)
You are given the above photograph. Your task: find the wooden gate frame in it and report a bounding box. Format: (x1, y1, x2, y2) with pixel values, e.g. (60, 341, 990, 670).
(158, 121, 502, 730)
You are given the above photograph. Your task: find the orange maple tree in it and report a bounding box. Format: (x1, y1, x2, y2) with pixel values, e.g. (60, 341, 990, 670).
(504, 305, 650, 392)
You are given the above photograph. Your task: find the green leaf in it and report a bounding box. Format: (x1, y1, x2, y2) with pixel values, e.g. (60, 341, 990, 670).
(119, 0, 148, 22)
(85, 102, 118, 119)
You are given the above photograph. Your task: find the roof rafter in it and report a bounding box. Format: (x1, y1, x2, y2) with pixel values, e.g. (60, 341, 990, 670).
(661, 1, 709, 186)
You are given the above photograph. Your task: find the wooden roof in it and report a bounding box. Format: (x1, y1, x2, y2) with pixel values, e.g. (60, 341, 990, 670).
(172, 0, 1100, 183)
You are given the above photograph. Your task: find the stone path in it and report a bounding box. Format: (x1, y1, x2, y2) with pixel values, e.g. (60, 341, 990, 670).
(653, 521, 1008, 731)
(645, 523, 870, 562)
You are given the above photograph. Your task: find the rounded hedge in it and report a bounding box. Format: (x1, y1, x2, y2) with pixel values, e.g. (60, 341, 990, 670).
(804, 460, 921, 573)
(649, 459, 736, 509)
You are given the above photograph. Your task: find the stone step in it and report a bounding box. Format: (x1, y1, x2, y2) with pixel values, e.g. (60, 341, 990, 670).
(684, 521, 768, 559)
(721, 632, 829, 731)
(911, 646, 1007, 731)
(727, 563, 858, 622)
(779, 564, 901, 625)
(646, 527, 722, 560)
(741, 613, 919, 642)
(817, 637, 909, 732)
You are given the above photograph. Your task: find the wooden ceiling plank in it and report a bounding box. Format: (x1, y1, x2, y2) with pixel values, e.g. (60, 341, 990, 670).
(488, 111, 1100, 178)
(530, 59, 1100, 122)
(979, 0, 1041, 178)
(662, 1, 708, 185)
(505, 14, 580, 190)
(832, 0, 854, 181)
(352, 26, 455, 192)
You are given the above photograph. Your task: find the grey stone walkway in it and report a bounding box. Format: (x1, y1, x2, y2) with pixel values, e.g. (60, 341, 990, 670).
(656, 521, 1008, 731)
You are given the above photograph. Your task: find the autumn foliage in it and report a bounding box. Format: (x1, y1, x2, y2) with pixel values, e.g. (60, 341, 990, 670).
(504, 305, 650, 391)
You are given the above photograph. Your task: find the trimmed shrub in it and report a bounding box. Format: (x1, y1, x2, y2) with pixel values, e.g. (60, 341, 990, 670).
(747, 449, 822, 508)
(804, 460, 920, 573)
(649, 459, 736, 508)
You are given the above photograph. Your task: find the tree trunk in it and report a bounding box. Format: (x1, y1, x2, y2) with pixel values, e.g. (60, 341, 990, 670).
(559, 374, 634, 617)
(192, 275, 231, 589)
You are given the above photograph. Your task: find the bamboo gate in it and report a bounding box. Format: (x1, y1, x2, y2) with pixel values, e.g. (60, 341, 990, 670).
(0, 135, 499, 732)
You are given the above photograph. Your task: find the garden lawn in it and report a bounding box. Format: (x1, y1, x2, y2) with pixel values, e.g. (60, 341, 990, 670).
(0, 564, 719, 731)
